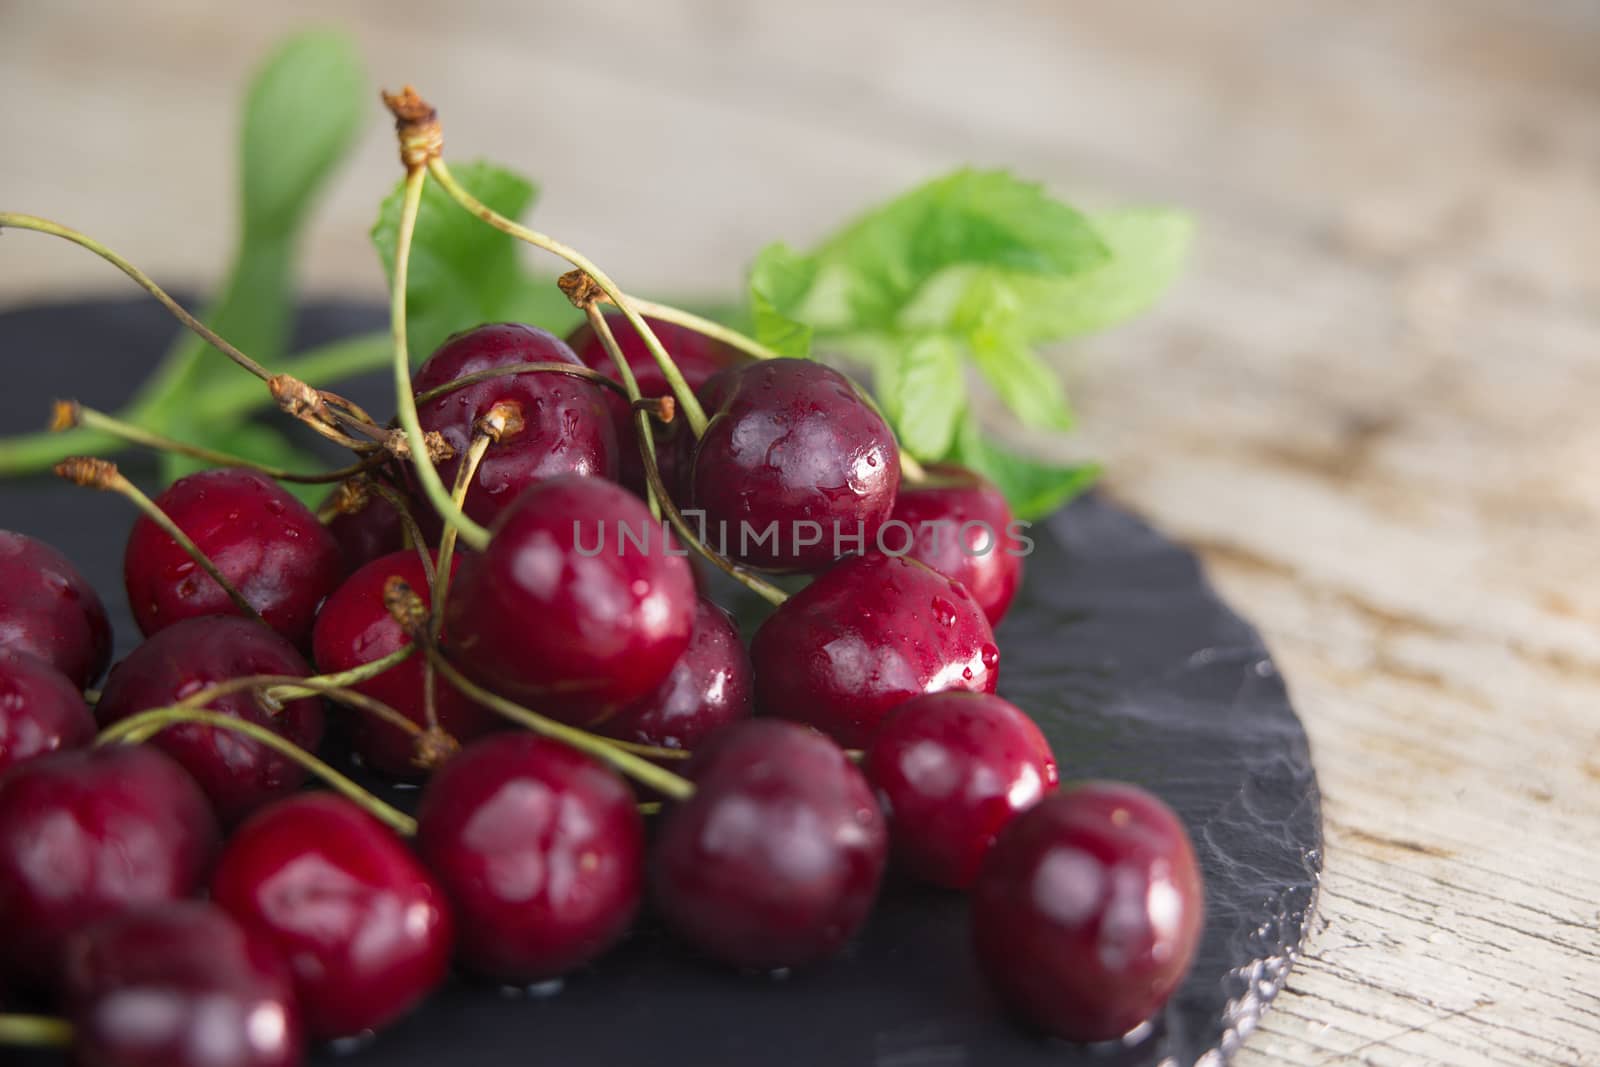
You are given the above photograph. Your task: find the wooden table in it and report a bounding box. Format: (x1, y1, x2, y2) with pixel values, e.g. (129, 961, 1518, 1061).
(5, 2, 1598, 1063)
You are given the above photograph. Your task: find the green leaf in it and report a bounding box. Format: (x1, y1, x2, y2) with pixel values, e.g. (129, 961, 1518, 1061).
(163, 423, 327, 508)
(951, 414, 1099, 521)
(747, 243, 817, 358)
(950, 271, 1074, 430)
(877, 335, 966, 460)
(372, 161, 580, 361)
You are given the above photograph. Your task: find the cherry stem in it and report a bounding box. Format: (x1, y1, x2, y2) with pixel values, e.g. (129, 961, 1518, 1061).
(424, 157, 709, 438)
(423, 647, 695, 800)
(176, 667, 423, 741)
(53, 457, 263, 625)
(432, 433, 490, 632)
(96, 706, 418, 836)
(637, 801, 662, 816)
(412, 363, 629, 406)
(57, 402, 380, 483)
(387, 165, 491, 553)
(0, 1014, 72, 1048)
(625, 297, 784, 363)
(899, 451, 928, 483)
(581, 304, 662, 522)
(361, 478, 439, 590)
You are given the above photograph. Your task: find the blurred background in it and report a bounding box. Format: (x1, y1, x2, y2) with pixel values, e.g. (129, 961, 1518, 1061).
(5, 2, 1600, 1064)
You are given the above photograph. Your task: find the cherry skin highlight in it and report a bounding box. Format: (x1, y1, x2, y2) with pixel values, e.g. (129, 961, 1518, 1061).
(412, 322, 618, 530)
(209, 792, 454, 1041)
(416, 733, 645, 983)
(863, 691, 1057, 888)
(652, 720, 888, 971)
(687, 359, 900, 572)
(95, 616, 325, 826)
(312, 551, 499, 778)
(0, 529, 112, 688)
(598, 598, 752, 751)
(0, 647, 96, 775)
(63, 901, 303, 1067)
(123, 468, 342, 646)
(565, 312, 744, 496)
(885, 463, 1025, 625)
(971, 781, 1205, 1042)
(0, 745, 219, 992)
(444, 476, 696, 725)
(751, 554, 999, 748)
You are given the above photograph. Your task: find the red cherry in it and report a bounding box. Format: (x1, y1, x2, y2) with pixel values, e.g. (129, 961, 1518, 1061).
(312, 551, 500, 778)
(0, 529, 112, 688)
(444, 476, 696, 725)
(687, 359, 900, 572)
(863, 692, 1057, 888)
(123, 469, 342, 646)
(209, 793, 454, 1041)
(652, 720, 888, 971)
(0, 648, 95, 775)
(416, 733, 644, 983)
(412, 323, 618, 530)
(0, 745, 219, 992)
(63, 901, 303, 1067)
(95, 617, 325, 826)
(598, 598, 752, 751)
(751, 554, 999, 747)
(885, 464, 1024, 625)
(972, 782, 1205, 1042)
(565, 312, 743, 496)
(321, 485, 406, 574)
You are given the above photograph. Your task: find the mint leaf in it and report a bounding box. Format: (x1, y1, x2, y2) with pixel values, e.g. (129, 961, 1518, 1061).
(877, 335, 965, 459)
(748, 243, 817, 358)
(951, 414, 1099, 521)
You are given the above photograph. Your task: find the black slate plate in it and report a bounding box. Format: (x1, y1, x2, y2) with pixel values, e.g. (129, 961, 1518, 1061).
(0, 299, 1322, 1067)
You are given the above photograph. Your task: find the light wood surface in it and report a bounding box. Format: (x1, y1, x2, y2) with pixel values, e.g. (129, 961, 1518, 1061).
(5, 2, 1599, 1063)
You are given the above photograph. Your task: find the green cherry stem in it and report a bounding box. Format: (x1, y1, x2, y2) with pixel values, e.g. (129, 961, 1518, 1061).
(175, 670, 424, 742)
(359, 477, 440, 589)
(623, 297, 784, 362)
(433, 432, 492, 632)
(412, 362, 629, 406)
(578, 299, 663, 521)
(0, 1014, 72, 1048)
(95, 706, 417, 836)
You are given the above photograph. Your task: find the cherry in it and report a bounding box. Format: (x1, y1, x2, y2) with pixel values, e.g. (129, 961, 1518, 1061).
(652, 720, 887, 971)
(598, 598, 752, 751)
(863, 692, 1057, 889)
(565, 312, 743, 495)
(0, 648, 96, 775)
(210, 792, 454, 1041)
(312, 551, 499, 778)
(750, 554, 999, 748)
(412, 323, 618, 530)
(444, 476, 696, 725)
(0, 745, 218, 992)
(0, 529, 112, 688)
(63, 901, 302, 1067)
(686, 359, 900, 572)
(124, 469, 342, 646)
(971, 781, 1204, 1042)
(96, 616, 324, 826)
(416, 733, 644, 983)
(885, 464, 1024, 625)
(321, 484, 406, 574)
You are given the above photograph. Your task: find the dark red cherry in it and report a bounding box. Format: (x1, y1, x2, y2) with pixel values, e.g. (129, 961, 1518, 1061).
(863, 692, 1057, 888)
(565, 312, 744, 495)
(652, 720, 887, 970)
(444, 476, 696, 725)
(0, 648, 95, 775)
(416, 733, 644, 983)
(313, 551, 499, 778)
(885, 464, 1024, 625)
(412, 323, 618, 530)
(598, 598, 751, 751)
(972, 782, 1205, 1042)
(687, 359, 900, 572)
(63, 901, 303, 1067)
(124, 469, 343, 646)
(751, 554, 999, 748)
(0, 745, 218, 992)
(0, 529, 112, 688)
(321, 483, 406, 573)
(210, 793, 454, 1041)
(96, 617, 324, 826)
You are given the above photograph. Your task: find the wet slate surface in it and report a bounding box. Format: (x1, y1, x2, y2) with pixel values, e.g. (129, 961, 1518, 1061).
(1, 300, 1322, 1066)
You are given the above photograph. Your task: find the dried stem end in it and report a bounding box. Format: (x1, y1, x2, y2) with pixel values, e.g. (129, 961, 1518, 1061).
(382, 86, 443, 170)
(414, 726, 461, 770)
(50, 400, 81, 432)
(474, 402, 524, 443)
(634, 396, 676, 424)
(559, 270, 609, 310)
(386, 428, 455, 463)
(53, 456, 120, 490)
(331, 477, 371, 517)
(383, 576, 432, 641)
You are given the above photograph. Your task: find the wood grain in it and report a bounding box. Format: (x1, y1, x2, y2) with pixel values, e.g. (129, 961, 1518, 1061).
(5, 1, 1599, 1063)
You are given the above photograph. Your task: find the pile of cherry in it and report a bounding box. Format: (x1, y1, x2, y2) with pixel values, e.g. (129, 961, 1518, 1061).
(0, 315, 1203, 1067)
